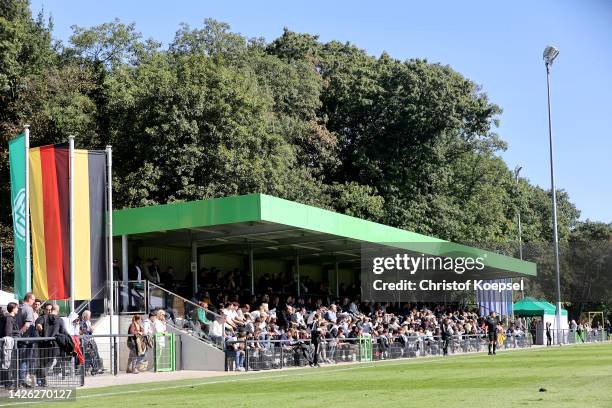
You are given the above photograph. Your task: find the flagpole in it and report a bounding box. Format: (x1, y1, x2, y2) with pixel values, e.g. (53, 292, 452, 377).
(69, 135, 75, 312)
(105, 145, 114, 368)
(24, 125, 31, 294)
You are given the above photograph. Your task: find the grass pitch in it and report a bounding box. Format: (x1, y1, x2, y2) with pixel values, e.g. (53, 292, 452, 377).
(28, 343, 612, 407)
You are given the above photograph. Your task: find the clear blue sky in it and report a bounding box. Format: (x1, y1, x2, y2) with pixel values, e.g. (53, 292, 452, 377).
(30, 0, 612, 223)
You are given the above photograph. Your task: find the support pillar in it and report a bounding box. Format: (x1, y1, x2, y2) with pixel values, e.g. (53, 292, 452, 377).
(191, 241, 198, 297)
(121, 235, 128, 313)
(296, 255, 301, 298)
(335, 261, 339, 298)
(249, 249, 254, 296)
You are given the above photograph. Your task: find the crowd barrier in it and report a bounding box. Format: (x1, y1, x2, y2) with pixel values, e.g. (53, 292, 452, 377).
(225, 333, 534, 372)
(548, 328, 609, 345)
(0, 337, 85, 393)
(0, 332, 180, 394)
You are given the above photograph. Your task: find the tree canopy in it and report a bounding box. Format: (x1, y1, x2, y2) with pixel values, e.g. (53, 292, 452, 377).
(1, 2, 605, 308)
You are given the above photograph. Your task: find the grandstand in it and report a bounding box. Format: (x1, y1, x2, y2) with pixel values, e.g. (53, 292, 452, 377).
(95, 193, 537, 371)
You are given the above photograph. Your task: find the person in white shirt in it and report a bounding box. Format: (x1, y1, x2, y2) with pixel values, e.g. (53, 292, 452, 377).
(143, 311, 156, 336)
(61, 312, 80, 336)
(153, 309, 167, 334)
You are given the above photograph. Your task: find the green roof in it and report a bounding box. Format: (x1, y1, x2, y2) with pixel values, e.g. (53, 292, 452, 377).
(112, 193, 536, 277)
(513, 297, 567, 316)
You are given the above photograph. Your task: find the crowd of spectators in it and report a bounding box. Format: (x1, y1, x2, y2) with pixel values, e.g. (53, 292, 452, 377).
(188, 290, 537, 370)
(0, 292, 106, 388)
(115, 261, 612, 371)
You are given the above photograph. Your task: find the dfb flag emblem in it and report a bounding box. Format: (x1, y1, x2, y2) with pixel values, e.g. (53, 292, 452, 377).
(13, 187, 26, 241)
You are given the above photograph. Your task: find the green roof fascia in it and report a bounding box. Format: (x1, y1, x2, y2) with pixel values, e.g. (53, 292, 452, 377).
(112, 193, 536, 277)
(112, 194, 262, 236)
(258, 194, 536, 277)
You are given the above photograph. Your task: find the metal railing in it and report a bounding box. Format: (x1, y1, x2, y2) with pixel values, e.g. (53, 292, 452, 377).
(77, 333, 182, 377)
(548, 328, 609, 345)
(75, 284, 108, 317)
(147, 282, 225, 347)
(224, 333, 534, 371)
(114, 280, 226, 349)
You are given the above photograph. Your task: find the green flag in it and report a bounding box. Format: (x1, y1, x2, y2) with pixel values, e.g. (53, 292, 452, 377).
(9, 133, 27, 299)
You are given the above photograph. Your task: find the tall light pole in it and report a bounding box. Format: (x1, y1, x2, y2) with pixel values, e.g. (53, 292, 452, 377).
(543, 45, 563, 344)
(514, 165, 523, 261)
(514, 165, 524, 300)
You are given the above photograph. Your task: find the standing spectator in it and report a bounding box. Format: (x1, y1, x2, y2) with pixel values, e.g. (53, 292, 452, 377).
(160, 266, 176, 291)
(149, 258, 162, 284)
(310, 318, 323, 367)
(128, 258, 145, 311)
(112, 259, 122, 281)
(154, 310, 167, 334)
(143, 311, 157, 336)
(16, 292, 36, 387)
(127, 315, 145, 374)
(0, 302, 20, 387)
(32, 299, 41, 322)
(441, 318, 453, 356)
(81, 310, 104, 375)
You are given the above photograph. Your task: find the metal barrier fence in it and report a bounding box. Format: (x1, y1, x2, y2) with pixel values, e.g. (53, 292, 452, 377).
(225, 333, 534, 372)
(0, 337, 84, 392)
(549, 328, 609, 345)
(154, 333, 176, 372)
(80, 333, 181, 376)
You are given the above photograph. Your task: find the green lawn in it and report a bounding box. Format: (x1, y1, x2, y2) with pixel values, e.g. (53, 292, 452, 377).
(26, 343, 612, 407)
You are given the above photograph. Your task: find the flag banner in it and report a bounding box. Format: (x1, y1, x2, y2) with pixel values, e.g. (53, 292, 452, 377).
(29, 146, 106, 300)
(9, 133, 27, 299)
(29, 144, 70, 300)
(476, 278, 513, 317)
(72, 149, 106, 300)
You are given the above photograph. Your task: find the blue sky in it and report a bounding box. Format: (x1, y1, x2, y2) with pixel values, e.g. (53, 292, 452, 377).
(30, 0, 612, 223)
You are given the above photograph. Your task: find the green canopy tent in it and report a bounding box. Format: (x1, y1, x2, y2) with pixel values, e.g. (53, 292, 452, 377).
(513, 297, 568, 317)
(514, 298, 569, 345)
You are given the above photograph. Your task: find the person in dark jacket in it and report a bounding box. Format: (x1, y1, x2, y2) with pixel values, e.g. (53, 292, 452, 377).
(35, 304, 71, 386)
(0, 302, 20, 387)
(310, 320, 323, 367)
(441, 318, 453, 356)
(1, 302, 20, 338)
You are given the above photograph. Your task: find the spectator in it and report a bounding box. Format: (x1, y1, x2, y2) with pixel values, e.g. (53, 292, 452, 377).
(160, 266, 175, 290)
(127, 315, 146, 374)
(149, 258, 162, 284)
(0, 302, 19, 387)
(193, 301, 211, 332)
(154, 310, 167, 334)
(80, 310, 104, 375)
(32, 299, 41, 322)
(112, 259, 121, 281)
(16, 292, 36, 387)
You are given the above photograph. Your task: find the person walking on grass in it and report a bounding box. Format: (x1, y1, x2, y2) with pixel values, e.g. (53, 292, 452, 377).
(486, 311, 500, 355)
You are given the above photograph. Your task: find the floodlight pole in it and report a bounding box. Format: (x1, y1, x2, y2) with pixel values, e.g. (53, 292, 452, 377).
(514, 166, 523, 261)
(106, 145, 114, 375)
(545, 54, 563, 345)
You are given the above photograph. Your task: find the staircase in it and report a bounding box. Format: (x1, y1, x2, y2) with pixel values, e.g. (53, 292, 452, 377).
(114, 280, 226, 371)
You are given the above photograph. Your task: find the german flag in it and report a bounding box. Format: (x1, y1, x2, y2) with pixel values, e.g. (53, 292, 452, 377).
(29, 145, 106, 300)
(72, 149, 106, 300)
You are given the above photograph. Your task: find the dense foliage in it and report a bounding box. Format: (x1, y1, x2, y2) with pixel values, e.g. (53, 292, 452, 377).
(1, 2, 609, 311)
